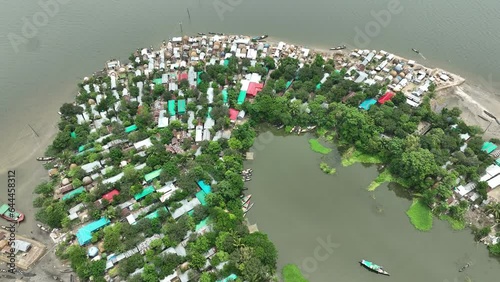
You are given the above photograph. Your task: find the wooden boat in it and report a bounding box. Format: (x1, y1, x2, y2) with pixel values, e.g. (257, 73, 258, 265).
(197, 32, 206, 36)
(0, 203, 24, 223)
(37, 156, 55, 161)
(241, 194, 252, 204)
(209, 32, 217, 35)
(330, 45, 346, 50)
(360, 260, 389, 275)
(242, 202, 254, 213)
(412, 48, 420, 54)
(252, 35, 268, 41)
(459, 262, 471, 272)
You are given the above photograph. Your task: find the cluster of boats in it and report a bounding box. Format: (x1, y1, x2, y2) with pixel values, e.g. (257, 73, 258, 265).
(241, 194, 254, 216)
(289, 125, 316, 134)
(242, 168, 253, 182)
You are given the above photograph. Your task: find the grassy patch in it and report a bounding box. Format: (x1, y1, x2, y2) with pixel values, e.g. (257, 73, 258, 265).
(406, 199, 433, 231)
(282, 264, 308, 282)
(316, 128, 327, 137)
(439, 215, 466, 230)
(320, 162, 336, 174)
(341, 147, 382, 167)
(367, 170, 408, 191)
(308, 139, 332, 154)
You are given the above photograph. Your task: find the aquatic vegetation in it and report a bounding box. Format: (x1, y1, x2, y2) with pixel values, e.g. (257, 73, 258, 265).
(308, 139, 332, 154)
(439, 214, 466, 230)
(341, 147, 382, 167)
(406, 199, 433, 231)
(320, 162, 336, 174)
(367, 170, 408, 191)
(282, 264, 309, 282)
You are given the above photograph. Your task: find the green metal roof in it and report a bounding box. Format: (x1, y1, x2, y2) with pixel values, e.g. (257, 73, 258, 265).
(76, 217, 110, 245)
(316, 83, 321, 90)
(125, 124, 137, 133)
(178, 99, 186, 114)
(78, 145, 86, 152)
(197, 71, 202, 85)
(195, 217, 209, 231)
(145, 207, 168, 220)
(168, 100, 176, 116)
(286, 81, 292, 89)
(237, 90, 246, 105)
(224, 59, 229, 67)
(222, 89, 228, 103)
(207, 107, 212, 118)
(196, 191, 207, 206)
(62, 187, 85, 201)
(70, 131, 77, 139)
(144, 169, 162, 182)
(153, 78, 163, 85)
(482, 142, 498, 154)
(496, 158, 500, 166)
(134, 185, 155, 201)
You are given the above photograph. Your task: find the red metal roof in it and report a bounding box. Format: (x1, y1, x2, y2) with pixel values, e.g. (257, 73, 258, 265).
(178, 73, 188, 81)
(102, 189, 120, 202)
(378, 91, 395, 104)
(229, 108, 239, 120)
(246, 82, 263, 97)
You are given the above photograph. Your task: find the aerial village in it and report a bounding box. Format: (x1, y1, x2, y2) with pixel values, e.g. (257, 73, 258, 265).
(31, 34, 500, 281)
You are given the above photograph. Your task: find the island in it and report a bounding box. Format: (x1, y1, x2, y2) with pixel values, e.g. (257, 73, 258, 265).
(29, 34, 500, 282)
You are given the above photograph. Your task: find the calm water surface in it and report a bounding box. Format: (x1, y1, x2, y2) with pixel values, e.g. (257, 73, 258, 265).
(246, 134, 499, 282)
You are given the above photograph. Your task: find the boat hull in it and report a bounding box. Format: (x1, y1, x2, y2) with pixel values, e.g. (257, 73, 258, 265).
(360, 260, 390, 276)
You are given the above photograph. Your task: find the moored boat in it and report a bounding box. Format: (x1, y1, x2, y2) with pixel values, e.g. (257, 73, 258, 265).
(360, 259, 390, 276)
(0, 203, 25, 223)
(241, 194, 252, 204)
(330, 45, 346, 50)
(242, 202, 254, 213)
(37, 156, 55, 161)
(198, 32, 206, 35)
(252, 35, 268, 41)
(412, 48, 420, 54)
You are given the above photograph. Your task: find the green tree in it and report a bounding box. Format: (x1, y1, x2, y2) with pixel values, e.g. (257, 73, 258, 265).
(189, 252, 206, 270)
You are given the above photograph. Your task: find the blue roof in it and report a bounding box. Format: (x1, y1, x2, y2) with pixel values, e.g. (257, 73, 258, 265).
(359, 98, 377, 110)
(197, 180, 211, 194)
(76, 218, 110, 246)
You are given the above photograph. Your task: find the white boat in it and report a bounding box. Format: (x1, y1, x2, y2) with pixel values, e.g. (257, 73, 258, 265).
(242, 202, 254, 213)
(241, 194, 252, 204)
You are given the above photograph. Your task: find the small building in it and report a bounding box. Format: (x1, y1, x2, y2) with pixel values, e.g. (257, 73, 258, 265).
(195, 125, 203, 142)
(144, 169, 162, 182)
(134, 186, 155, 201)
(482, 142, 498, 154)
(125, 124, 138, 133)
(359, 99, 377, 110)
(76, 218, 110, 246)
(133, 138, 153, 150)
(170, 198, 201, 220)
(168, 100, 176, 116)
(62, 187, 85, 201)
(177, 99, 186, 114)
(246, 82, 263, 98)
(13, 240, 31, 253)
(229, 108, 239, 122)
(377, 91, 395, 104)
(102, 189, 120, 202)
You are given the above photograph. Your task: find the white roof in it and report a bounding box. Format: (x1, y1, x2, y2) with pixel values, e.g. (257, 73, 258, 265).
(195, 125, 203, 142)
(277, 41, 286, 50)
(158, 110, 169, 128)
(171, 198, 201, 220)
(81, 161, 102, 173)
(487, 174, 500, 189)
(455, 182, 476, 197)
(133, 138, 153, 150)
(207, 88, 214, 104)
